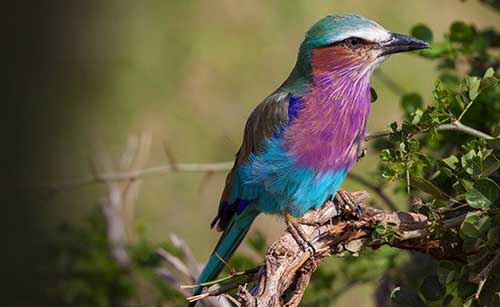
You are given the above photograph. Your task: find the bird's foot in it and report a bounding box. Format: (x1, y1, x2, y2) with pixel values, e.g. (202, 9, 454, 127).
(285, 213, 316, 255)
(334, 189, 363, 219)
(294, 216, 322, 227)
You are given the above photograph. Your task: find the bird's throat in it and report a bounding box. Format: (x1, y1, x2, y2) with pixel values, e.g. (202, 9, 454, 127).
(284, 47, 373, 174)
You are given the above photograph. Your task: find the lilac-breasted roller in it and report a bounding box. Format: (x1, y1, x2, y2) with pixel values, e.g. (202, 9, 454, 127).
(191, 14, 430, 302)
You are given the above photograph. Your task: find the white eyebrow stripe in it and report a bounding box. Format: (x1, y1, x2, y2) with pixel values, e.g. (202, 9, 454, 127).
(332, 26, 391, 43)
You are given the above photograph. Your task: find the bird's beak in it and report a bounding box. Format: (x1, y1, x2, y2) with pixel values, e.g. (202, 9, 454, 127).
(379, 32, 431, 56)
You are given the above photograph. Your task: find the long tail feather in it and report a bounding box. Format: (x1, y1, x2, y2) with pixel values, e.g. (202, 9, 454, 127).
(189, 208, 259, 306)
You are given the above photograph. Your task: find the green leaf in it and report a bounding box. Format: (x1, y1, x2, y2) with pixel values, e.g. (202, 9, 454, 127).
(380, 149, 392, 161)
(410, 177, 449, 200)
(442, 155, 459, 170)
(461, 216, 481, 238)
(401, 93, 423, 114)
(420, 275, 445, 301)
(480, 76, 498, 91)
(471, 35, 489, 52)
(466, 76, 481, 100)
(411, 109, 423, 125)
(460, 179, 474, 191)
(461, 150, 479, 175)
(441, 294, 454, 307)
(473, 178, 500, 204)
(437, 261, 459, 284)
(370, 86, 378, 103)
(484, 67, 495, 78)
(485, 138, 500, 151)
(461, 213, 490, 238)
(449, 21, 473, 42)
(411, 24, 433, 42)
(476, 216, 491, 233)
(390, 287, 425, 307)
(465, 189, 491, 209)
(482, 155, 500, 176)
(487, 226, 500, 244)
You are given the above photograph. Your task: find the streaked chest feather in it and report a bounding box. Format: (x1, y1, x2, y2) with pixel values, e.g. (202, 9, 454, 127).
(283, 46, 373, 173)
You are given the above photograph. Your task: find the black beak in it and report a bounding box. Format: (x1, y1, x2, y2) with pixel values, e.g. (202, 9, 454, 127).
(380, 32, 431, 56)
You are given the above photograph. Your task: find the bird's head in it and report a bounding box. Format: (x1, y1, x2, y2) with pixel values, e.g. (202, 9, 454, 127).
(295, 14, 430, 81)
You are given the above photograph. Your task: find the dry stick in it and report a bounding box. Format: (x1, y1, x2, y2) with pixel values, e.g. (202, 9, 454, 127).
(97, 133, 153, 268)
(46, 161, 235, 191)
(170, 233, 201, 280)
(187, 274, 256, 303)
(189, 191, 465, 307)
(156, 237, 233, 307)
(473, 249, 500, 300)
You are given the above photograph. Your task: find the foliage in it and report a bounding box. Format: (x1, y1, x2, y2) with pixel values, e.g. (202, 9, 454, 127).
(39, 208, 185, 307)
(376, 8, 500, 306)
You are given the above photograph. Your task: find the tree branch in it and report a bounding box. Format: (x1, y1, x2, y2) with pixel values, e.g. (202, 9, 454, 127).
(188, 191, 465, 307)
(438, 120, 494, 140)
(45, 161, 234, 191)
(365, 119, 494, 141)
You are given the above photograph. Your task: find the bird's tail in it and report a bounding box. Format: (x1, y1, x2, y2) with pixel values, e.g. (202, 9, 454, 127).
(190, 207, 259, 306)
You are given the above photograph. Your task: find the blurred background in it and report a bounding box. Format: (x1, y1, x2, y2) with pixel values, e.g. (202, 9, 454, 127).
(5, 1, 500, 306)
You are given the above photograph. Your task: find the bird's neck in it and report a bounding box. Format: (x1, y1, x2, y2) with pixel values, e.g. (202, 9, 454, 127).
(283, 46, 374, 174)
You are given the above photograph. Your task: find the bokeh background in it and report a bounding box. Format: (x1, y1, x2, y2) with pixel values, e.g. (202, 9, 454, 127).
(6, 1, 500, 306)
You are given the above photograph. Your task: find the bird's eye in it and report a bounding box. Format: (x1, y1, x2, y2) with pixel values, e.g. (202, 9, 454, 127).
(347, 37, 361, 47)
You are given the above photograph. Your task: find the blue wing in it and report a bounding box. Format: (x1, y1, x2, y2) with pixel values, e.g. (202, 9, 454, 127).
(191, 91, 294, 303)
(211, 91, 293, 231)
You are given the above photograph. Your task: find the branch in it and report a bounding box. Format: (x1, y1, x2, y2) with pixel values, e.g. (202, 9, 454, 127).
(97, 132, 154, 267)
(438, 120, 494, 140)
(189, 191, 465, 307)
(365, 120, 494, 141)
(46, 161, 234, 191)
(156, 235, 233, 307)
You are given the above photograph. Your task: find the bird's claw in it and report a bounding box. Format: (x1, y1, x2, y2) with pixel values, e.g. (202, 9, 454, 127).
(285, 213, 317, 254)
(334, 189, 363, 219)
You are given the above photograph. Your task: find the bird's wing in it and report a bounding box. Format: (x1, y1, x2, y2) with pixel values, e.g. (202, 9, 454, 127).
(211, 91, 293, 231)
(193, 91, 294, 297)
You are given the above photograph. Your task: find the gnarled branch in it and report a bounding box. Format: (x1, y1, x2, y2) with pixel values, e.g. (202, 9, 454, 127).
(190, 191, 464, 307)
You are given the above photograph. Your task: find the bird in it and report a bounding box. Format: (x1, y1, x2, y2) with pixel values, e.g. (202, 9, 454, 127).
(190, 14, 430, 304)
